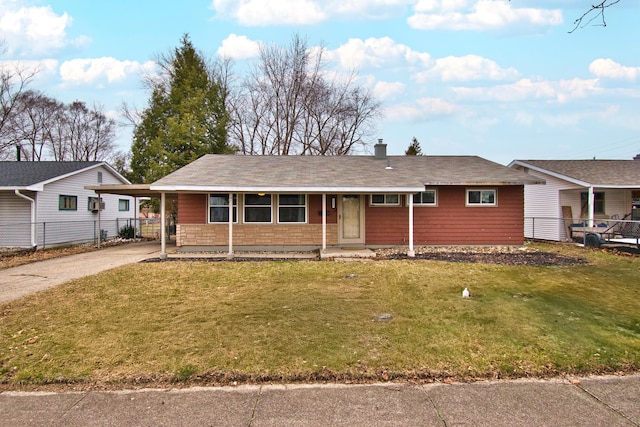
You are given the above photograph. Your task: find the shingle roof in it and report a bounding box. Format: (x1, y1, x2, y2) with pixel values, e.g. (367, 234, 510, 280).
(513, 160, 640, 186)
(0, 161, 103, 188)
(151, 154, 542, 192)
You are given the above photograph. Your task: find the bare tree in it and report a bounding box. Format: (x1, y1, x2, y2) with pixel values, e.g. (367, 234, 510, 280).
(229, 34, 381, 156)
(0, 51, 38, 159)
(8, 90, 62, 161)
(65, 101, 116, 161)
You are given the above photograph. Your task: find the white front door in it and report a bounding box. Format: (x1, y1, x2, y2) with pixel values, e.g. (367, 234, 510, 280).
(339, 195, 364, 245)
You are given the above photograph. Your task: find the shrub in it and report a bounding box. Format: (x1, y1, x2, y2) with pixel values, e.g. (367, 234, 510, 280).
(118, 224, 135, 239)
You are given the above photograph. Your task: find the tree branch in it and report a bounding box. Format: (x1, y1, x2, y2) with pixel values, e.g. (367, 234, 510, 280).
(568, 0, 621, 33)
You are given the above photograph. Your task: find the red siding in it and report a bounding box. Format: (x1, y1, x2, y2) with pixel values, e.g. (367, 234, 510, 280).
(308, 194, 338, 224)
(365, 186, 525, 245)
(178, 193, 207, 224)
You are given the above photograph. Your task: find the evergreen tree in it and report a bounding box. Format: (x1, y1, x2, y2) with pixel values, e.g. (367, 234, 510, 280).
(130, 34, 233, 183)
(405, 136, 423, 156)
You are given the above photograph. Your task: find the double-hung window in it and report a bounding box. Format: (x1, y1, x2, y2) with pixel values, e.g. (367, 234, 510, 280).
(466, 189, 496, 206)
(209, 194, 237, 223)
(278, 194, 306, 223)
(413, 190, 437, 206)
(244, 194, 272, 223)
(370, 194, 400, 206)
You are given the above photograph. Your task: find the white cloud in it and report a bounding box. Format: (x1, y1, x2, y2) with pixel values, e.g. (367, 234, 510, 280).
(373, 81, 405, 99)
(212, 0, 326, 26)
(414, 54, 519, 82)
(217, 34, 260, 59)
(589, 58, 640, 80)
(416, 96, 459, 114)
(0, 5, 89, 56)
(384, 96, 459, 121)
(408, 0, 563, 31)
(331, 37, 432, 70)
(59, 57, 156, 85)
(452, 77, 600, 103)
(211, 0, 413, 26)
(0, 58, 58, 77)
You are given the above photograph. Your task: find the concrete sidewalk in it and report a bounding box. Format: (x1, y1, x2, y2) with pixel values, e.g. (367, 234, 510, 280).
(0, 240, 163, 304)
(1, 375, 639, 426)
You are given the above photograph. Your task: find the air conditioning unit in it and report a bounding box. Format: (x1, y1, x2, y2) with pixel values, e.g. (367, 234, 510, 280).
(89, 200, 105, 212)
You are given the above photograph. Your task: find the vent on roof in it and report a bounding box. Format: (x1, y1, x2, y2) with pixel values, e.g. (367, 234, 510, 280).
(374, 139, 387, 160)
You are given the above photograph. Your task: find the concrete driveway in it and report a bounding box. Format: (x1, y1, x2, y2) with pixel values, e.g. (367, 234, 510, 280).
(0, 240, 162, 304)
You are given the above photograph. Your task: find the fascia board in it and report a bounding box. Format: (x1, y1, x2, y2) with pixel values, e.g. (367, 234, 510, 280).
(0, 185, 43, 191)
(149, 185, 425, 193)
(510, 161, 592, 187)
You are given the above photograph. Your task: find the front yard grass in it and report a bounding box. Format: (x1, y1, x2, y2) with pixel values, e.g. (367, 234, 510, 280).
(1, 243, 639, 388)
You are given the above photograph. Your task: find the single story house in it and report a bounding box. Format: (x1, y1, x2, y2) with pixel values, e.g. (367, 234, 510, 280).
(508, 159, 640, 242)
(90, 143, 541, 257)
(0, 161, 135, 248)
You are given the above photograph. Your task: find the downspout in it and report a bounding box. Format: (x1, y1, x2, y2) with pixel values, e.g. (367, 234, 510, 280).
(14, 190, 37, 248)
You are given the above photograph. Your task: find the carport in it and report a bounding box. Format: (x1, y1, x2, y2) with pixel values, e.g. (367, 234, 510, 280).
(85, 184, 175, 258)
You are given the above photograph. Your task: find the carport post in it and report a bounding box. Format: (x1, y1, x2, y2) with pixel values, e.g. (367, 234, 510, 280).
(97, 192, 102, 249)
(160, 192, 167, 259)
(408, 193, 415, 257)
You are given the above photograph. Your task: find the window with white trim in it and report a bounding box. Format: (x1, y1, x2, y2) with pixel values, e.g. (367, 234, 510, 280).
(412, 190, 437, 206)
(278, 194, 306, 223)
(209, 194, 237, 223)
(244, 194, 272, 223)
(370, 194, 400, 206)
(466, 189, 496, 206)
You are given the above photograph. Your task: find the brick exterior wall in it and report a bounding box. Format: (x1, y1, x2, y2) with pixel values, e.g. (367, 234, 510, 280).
(177, 223, 338, 247)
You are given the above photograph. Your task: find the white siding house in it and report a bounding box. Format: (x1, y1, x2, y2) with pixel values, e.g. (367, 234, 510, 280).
(509, 159, 640, 242)
(0, 161, 135, 248)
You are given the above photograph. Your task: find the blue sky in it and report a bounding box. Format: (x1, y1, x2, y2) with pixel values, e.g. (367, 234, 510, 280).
(1, 0, 639, 164)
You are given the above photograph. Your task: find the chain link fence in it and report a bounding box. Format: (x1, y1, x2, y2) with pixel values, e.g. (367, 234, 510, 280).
(0, 218, 169, 249)
(525, 216, 640, 246)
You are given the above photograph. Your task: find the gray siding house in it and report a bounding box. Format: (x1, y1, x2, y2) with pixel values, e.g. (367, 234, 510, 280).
(0, 161, 134, 248)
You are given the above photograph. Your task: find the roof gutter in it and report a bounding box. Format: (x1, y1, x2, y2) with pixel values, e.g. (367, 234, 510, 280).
(14, 189, 37, 247)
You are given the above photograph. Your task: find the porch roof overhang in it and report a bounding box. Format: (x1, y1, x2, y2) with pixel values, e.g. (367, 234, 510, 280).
(148, 185, 425, 194)
(85, 184, 158, 198)
(510, 160, 640, 189)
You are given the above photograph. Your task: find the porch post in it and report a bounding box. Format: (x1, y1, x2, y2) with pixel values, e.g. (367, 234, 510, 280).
(160, 192, 167, 259)
(227, 192, 234, 259)
(322, 193, 327, 251)
(588, 186, 595, 227)
(407, 193, 415, 257)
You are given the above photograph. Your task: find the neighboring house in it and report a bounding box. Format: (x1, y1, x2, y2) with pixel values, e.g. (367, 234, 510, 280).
(0, 161, 135, 248)
(508, 159, 640, 242)
(120, 143, 539, 255)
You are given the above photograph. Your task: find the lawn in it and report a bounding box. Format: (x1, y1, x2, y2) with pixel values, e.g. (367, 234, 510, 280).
(1, 243, 639, 388)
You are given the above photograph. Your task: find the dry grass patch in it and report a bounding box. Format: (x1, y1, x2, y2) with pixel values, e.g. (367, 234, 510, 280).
(1, 242, 639, 389)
